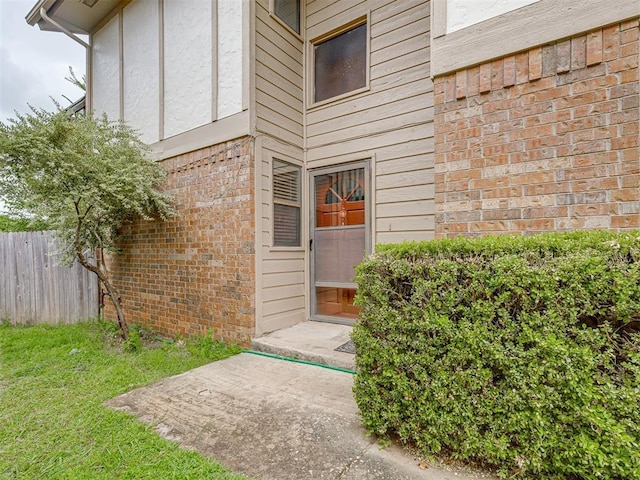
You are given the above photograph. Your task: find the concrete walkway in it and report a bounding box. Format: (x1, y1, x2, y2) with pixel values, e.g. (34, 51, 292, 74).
(107, 349, 496, 479)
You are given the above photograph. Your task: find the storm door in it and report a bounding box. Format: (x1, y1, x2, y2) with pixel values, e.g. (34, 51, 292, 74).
(310, 162, 370, 324)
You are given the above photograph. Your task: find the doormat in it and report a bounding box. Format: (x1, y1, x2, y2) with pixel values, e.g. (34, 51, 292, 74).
(334, 340, 356, 354)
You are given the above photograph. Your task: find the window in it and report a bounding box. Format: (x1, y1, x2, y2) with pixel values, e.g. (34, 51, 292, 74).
(272, 0, 300, 34)
(273, 159, 301, 247)
(313, 21, 367, 104)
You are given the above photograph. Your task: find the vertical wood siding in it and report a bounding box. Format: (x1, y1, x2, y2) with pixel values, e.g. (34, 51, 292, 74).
(0, 232, 98, 325)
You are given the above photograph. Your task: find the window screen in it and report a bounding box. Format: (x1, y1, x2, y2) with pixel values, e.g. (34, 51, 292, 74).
(273, 0, 300, 34)
(273, 159, 301, 247)
(314, 22, 367, 103)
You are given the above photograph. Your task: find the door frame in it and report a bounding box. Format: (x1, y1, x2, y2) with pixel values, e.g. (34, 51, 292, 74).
(308, 160, 371, 325)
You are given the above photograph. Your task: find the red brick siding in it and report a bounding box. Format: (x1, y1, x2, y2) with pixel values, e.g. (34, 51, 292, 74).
(104, 137, 255, 345)
(434, 20, 639, 237)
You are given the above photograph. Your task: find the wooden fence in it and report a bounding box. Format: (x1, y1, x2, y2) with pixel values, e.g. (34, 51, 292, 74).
(0, 231, 98, 325)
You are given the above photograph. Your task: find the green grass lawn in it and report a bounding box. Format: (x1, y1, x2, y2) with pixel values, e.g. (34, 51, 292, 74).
(0, 321, 248, 479)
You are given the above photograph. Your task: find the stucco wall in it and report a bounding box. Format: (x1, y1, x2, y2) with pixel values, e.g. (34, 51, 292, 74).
(91, 0, 245, 144)
(446, 0, 541, 33)
(218, 0, 244, 119)
(123, 0, 160, 144)
(91, 15, 120, 122)
(163, 0, 213, 138)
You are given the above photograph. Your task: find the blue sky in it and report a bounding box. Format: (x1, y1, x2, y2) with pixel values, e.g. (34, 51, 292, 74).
(0, 0, 86, 123)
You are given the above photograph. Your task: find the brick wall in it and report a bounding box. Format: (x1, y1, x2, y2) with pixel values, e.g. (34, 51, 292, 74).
(434, 20, 639, 237)
(104, 137, 255, 345)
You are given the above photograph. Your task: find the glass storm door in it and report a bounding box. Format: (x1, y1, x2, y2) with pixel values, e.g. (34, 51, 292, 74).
(311, 163, 369, 323)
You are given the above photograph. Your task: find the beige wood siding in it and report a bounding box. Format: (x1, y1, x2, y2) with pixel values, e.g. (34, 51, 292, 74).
(255, 0, 304, 148)
(255, 0, 434, 332)
(256, 138, 306, 336)
(254, 1, 306, 335)
(306, 0, 434, 245)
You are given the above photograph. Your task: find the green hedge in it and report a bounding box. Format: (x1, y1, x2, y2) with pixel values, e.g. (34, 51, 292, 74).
(352, 231, 640, 479)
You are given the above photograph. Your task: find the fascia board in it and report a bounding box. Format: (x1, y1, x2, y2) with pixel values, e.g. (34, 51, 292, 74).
(25, 0, 56, 26)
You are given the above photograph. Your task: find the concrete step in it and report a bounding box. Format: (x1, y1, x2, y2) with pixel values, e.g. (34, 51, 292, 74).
(250, 321, 356, 372)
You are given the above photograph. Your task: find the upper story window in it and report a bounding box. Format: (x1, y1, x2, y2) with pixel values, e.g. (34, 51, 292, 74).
(273, 159, 302, 247)
(272, 0, 300, 34)
(313, 21, 368, 104)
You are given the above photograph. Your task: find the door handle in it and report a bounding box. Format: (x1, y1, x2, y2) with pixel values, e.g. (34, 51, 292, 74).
(309, 239, 313, 251)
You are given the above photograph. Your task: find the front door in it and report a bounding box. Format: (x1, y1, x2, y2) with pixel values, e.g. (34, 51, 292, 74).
(310, 162, 369, 324)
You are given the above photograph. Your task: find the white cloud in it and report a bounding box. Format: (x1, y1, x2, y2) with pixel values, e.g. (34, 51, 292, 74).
(0, 0, 86, 122)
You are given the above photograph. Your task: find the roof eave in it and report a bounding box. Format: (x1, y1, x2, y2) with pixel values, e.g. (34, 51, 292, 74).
(25, 0, 56, 28)
(26, 0, 120, 35)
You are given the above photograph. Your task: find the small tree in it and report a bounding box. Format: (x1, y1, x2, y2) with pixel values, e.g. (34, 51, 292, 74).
(0, 213, 50, 232)
(0, 107, 173, 339)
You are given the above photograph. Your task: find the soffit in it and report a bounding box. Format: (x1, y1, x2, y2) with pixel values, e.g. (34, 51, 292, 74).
(26, 0, 120, 35)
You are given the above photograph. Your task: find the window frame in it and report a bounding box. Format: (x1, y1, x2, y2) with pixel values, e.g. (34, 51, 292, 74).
(272, 157, 303, 249)
(269, 0, 302, 38)
(307, 14, 370, 109)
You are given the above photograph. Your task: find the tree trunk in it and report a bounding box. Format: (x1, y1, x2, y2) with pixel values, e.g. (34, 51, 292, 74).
(74, 243, 129, 340)
(97, 269, 129, 341)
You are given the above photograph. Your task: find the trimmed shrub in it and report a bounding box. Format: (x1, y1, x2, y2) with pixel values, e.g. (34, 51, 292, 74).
(352, 231, 640, 479)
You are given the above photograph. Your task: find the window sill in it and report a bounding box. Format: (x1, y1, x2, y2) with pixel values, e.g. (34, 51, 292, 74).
(269, 246, 305, 252)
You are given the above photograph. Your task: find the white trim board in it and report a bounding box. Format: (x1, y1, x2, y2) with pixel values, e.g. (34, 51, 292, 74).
(149, 110, 250, 160)
(431, 0, 640, 76)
